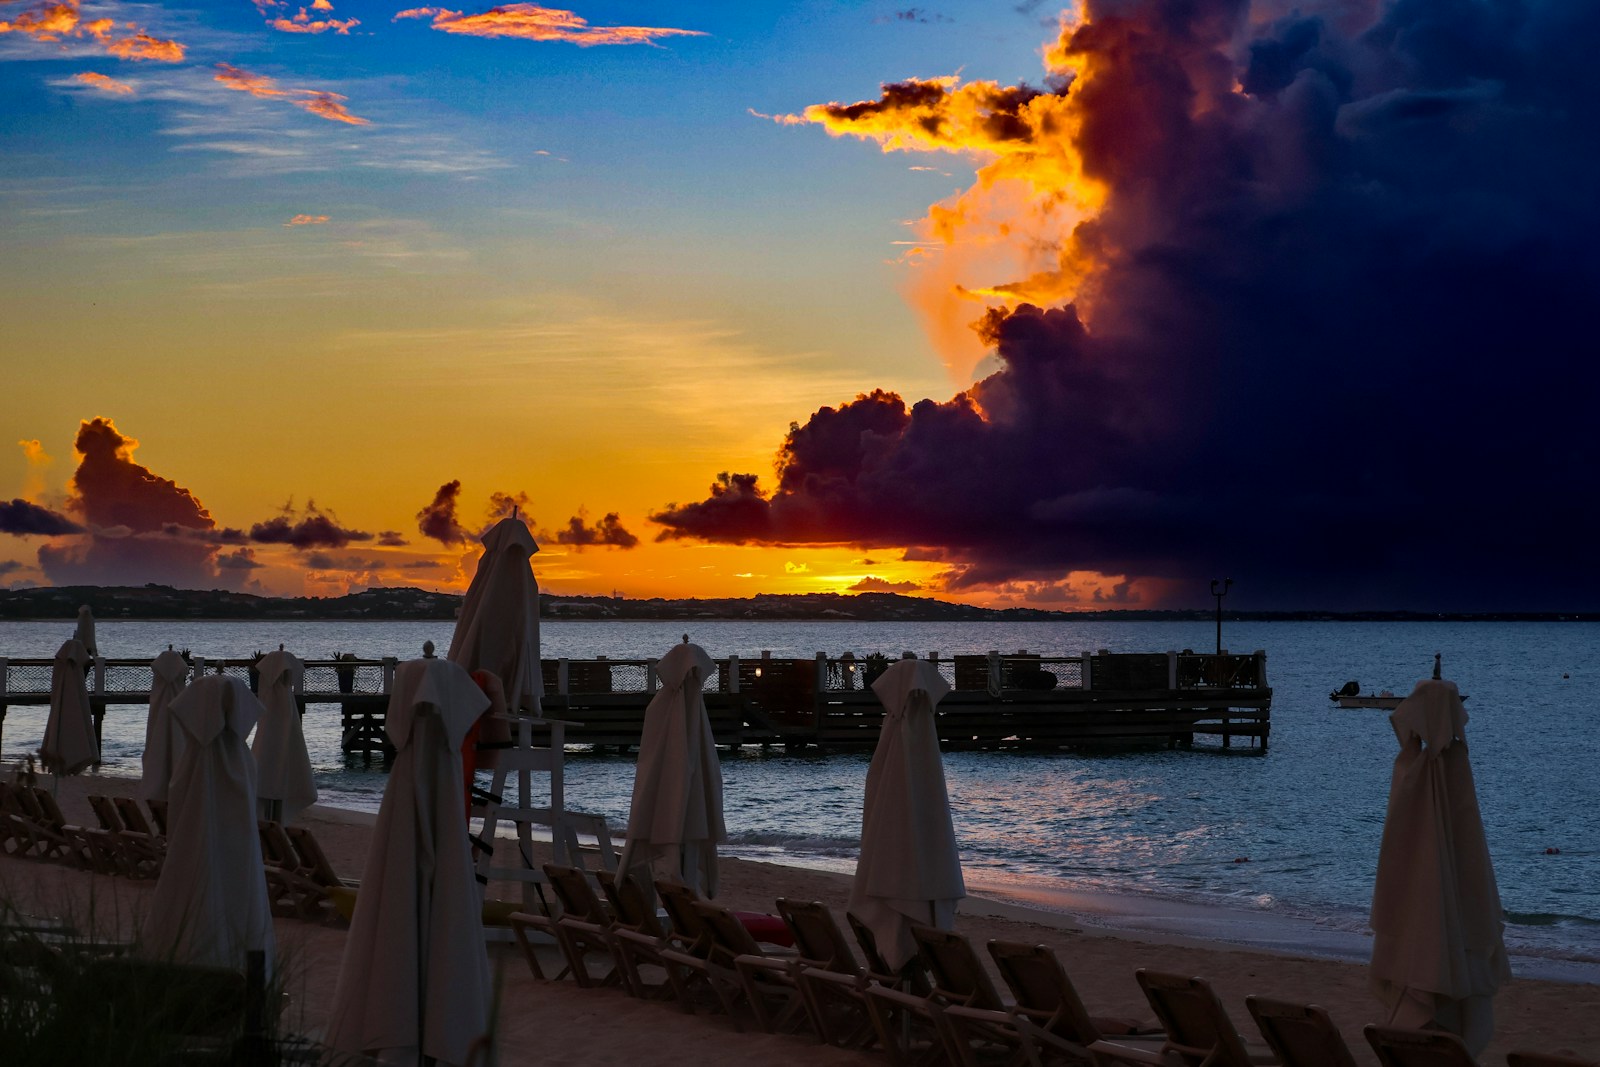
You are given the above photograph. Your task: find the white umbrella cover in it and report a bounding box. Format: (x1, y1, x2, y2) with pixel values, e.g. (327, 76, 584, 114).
(620, 642, 726, 898)
(252, 649, 318, 823)
(1370, 678, 1510, 1056)
(142, 648, 189, 800)
(448, 516, 542, 716)
(41, 637, 97, 776)
(142, 674, 274, 973)
(848, 658, 965, 971)
(74, 605, 97, 659)
(326, 656, 492, 1067)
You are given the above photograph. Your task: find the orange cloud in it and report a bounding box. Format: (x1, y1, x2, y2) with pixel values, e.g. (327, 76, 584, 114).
(783, 25, 1107, 377)
(71, 71, 133, 95)
(269, 16, 359, 33)
(267, 2, 359, 35)
(394, 4, 705, 46)
(285, 214, 330, 226)
(213, 64, 372, 126)
(0, 2, 184, 62)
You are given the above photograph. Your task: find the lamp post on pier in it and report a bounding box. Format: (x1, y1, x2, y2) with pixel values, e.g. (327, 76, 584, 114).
(1210, 578, 1233, 656)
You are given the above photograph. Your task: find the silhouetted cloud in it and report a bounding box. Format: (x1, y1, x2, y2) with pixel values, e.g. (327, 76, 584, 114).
(850, 576, 921, 593)
(656, 0, 1600, 611)
(37, 417, 220, 587)
(250, 504, 373, 549)
(416, 480, 470, 544)
(0, 560, 23, 577)
(552, 511, 638, 550)
(0, 2, 184, 61)
(376, 530, 408, 547)
(394, 5, 705, 46)
(0, 499, 83, 536)
(213, 64, 371, 126)
(486, 490, 530, 523)
(216, 547, 263, 570)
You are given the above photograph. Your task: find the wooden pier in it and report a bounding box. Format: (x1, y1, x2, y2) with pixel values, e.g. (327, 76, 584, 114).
(0, 649, 1271, 756)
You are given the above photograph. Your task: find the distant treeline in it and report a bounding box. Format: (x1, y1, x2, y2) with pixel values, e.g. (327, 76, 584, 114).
(1, 584, 1596, 624)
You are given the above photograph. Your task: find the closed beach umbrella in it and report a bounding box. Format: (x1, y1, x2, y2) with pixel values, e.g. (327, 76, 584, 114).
(1370, 677, 1510, 1056)
(142, 674, 274, 973)
(74, 604, 97, 659)
(41, 637, 97, 775)
(620, 641, 726, 898)
(449, 515, 542, 716)
(848, 658, 965, 971)
(142, 648, 189, 800)
(326, 655, 492, 1067)
(252, 648, 317, 824)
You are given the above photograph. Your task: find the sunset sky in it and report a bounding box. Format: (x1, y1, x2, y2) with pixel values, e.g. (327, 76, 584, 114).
(3, 1, 1597, 611)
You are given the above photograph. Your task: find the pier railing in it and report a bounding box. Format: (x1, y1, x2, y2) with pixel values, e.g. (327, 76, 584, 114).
(0, 648, 1271, 755)
(0, 648, 1265, 701)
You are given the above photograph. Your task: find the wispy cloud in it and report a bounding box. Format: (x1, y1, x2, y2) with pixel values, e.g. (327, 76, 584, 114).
(258, 0, 359, 35)
(0, 1, 184, 62)
(393, 4, 705, 47)
(285, 213, 329, 226)
(214, 63, 371, 126)
(71, 70, 132, 94)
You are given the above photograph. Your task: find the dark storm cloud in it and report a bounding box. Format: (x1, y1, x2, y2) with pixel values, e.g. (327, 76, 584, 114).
(250, 505, 373, 550)
(37, 417, 222, 588)
(552, 512, 639, 550)
(654, 0, 1600, 610)
(416, 480, 470, 545)
(0, 498, 83, 536)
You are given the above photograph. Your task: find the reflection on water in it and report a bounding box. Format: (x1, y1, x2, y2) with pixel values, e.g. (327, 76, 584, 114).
(2, 616, 1597, 961)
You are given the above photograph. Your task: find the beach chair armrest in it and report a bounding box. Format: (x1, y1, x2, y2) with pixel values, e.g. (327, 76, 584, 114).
(1091, 1037, 1182, 1067)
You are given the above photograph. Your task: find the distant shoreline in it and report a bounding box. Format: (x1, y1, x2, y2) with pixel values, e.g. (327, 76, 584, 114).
(2, 584, 1598, 623)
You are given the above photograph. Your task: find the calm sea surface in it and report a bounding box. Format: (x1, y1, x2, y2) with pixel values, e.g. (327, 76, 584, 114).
(3, 618, 1595, 965)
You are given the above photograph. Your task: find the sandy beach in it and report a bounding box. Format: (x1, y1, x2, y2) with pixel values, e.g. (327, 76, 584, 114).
(5, 770, 1598, 1066)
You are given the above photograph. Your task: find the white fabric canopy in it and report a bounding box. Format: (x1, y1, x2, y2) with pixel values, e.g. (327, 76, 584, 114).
(326, 656, 492, 1067)
(1370, 678, 1510, 1056)
(252, 649, 318, 824)
(142, 675, 275, 974)
(448, 516, 542, 716)
(142, 649, 189, 800)
(41, 637, 97, 776)
(848, 658, 965, 971)
(620, 642, 726, 898)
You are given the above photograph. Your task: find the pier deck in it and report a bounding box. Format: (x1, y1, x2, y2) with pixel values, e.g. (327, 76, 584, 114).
(0, 650, 1271, 756)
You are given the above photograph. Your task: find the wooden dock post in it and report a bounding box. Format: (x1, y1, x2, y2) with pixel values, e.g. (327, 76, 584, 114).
(0, 657, 7, 758)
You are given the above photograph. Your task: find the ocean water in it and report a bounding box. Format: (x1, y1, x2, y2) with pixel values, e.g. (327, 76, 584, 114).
(2, 617, 1596, 969)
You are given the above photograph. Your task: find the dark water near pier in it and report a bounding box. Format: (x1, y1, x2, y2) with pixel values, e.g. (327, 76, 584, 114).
(3, 617, 1596, 967)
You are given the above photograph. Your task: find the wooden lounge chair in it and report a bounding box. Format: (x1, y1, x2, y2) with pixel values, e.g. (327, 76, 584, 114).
(113, 796, 164, 841)
(693, 898, 808, 1035)
(1092, 972, 1274, 1067)
(776, 898, 885, 1049)
(654, 880, 744, 1023)
(84, 794, 162, 878)
(26, 787, 116, 873)
(1508, 1053, 1600, 1067)
(257, 821, 329, 920)
(595, 869, 678, 998)
(989, 941, 1162, 1065)
(541, 864, 622, 989)
(1364, 1025, 1478, 1067)
(1245, 997, 1359, 1067)
(146, 798, 169, 836)
(909, 925, 1035, 1067)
